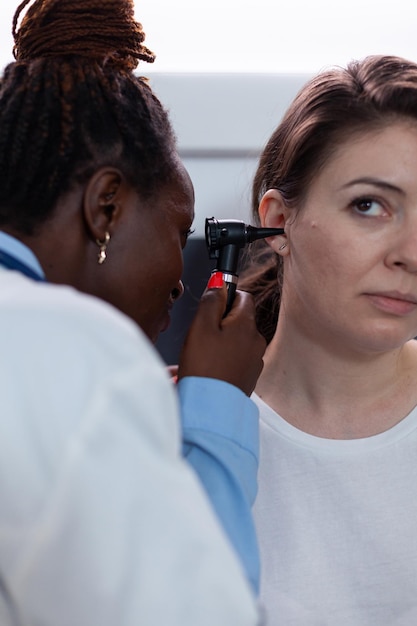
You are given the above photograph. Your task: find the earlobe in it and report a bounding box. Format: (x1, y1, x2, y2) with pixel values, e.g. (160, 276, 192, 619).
(83, 167, 124, 241)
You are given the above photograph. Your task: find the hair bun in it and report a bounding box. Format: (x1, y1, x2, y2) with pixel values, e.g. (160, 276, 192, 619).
(13, 0, 155, 70)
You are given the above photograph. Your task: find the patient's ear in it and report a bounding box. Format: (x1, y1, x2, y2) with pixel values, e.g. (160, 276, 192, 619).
(258, 189, 289, 254)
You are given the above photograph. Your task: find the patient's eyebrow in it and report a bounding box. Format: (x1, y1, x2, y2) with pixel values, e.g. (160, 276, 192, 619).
(340, 177, 404, 195)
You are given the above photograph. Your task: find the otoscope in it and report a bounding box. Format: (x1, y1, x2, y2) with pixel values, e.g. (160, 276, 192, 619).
(205, 217, 284, 315)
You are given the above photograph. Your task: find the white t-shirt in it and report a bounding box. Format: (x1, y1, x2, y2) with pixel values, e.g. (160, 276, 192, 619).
(253, 393, 417, 626)
(0, 267, 258, 626)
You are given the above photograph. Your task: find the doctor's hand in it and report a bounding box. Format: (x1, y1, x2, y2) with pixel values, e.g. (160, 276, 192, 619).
(178, 273, 266, 396)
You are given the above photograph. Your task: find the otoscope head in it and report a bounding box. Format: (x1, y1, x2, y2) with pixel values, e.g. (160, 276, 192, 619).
(205, 216, 285, 316)
(205, 217, 284, 259)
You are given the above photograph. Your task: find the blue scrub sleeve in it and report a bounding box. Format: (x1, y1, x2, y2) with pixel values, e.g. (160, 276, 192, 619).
(178, 376, 260, 594)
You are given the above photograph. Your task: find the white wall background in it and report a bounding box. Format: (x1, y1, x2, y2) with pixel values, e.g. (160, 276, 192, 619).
(1, 0, 417, 73)
(138, 0, 417, 74)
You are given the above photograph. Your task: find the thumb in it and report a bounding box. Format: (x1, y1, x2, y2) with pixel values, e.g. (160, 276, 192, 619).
(195, 271, 228, 328)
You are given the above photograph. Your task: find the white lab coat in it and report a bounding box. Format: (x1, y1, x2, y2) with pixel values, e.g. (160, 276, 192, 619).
(0, 267, 258, 626)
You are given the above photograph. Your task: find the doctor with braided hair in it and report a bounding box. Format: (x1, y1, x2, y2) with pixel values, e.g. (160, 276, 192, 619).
(0, 1, 266, 624)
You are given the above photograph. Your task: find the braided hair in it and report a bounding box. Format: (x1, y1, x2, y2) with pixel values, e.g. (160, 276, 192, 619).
(0, 0, 178, 234)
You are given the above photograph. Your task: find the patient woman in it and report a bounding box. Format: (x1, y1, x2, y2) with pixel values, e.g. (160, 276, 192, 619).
(241, 54, 417, 625)
(0, 0, 265, 624)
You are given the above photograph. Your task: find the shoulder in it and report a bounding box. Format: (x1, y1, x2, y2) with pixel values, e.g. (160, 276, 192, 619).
(0, 271, 176, 440)
(0, 269, 153, 362)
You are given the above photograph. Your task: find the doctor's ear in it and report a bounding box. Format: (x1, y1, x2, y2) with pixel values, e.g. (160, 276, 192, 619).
(83, 167, 125, 242)
(258, 190, 289, 254)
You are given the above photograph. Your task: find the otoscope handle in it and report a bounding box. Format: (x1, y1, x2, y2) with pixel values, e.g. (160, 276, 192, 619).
(223, 274, 238, 317)
(212, 242, 240, 316)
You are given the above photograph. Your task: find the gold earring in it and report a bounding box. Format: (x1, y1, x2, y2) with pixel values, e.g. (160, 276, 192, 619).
(96, 232, 110, 264)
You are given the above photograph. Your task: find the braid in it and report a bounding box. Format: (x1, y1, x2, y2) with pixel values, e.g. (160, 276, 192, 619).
(13, 0, 155, 68)
(0, 0, 175, 235)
